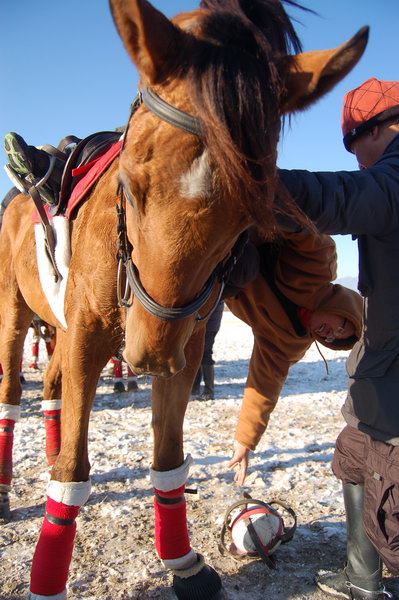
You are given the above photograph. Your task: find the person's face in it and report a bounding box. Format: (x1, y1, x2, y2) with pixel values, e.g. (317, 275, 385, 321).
(309, 312, 355, 343)
(351, 127, 384, 169)
(351, 123, 399, 168)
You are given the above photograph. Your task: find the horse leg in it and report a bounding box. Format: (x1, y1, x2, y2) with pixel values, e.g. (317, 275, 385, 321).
(0, 303, 33, 523)
(28, 326, 112, 599)
(127, 364, 138, 392)
(41, 334, 63, 466)
(151, 330, 223, 600)
(112, 357, 125, 393)
(29, 328, 40, 369)
(43, 323, 55, 359)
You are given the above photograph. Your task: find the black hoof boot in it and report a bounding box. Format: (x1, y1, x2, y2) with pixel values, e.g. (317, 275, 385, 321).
(127, 380, 138, 392)
(0, 492, 11, 523)
(113, 381, 125, 393)
(173, 562, 223, 600)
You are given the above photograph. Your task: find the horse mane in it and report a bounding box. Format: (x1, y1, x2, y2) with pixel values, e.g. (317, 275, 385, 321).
(185, 0, 311, 236)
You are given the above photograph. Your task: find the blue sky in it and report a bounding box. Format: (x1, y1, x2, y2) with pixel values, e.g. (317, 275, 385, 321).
(1, 1, 397, 278)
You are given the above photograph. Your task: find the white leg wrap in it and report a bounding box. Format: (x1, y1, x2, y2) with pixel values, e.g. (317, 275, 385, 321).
(41, 399, 62, 411)
(0, 404, 21, 421)
(47, 479, 91, 507)
(150, 454, 193, 492)
(162, 548, 198, 570)
(27, 591, 67, 600)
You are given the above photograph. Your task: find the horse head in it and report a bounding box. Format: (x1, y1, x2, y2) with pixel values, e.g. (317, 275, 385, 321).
(109, 0, 368, 377)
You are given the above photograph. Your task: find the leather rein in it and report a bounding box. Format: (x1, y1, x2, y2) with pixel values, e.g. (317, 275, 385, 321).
(116, 87, 248, 322)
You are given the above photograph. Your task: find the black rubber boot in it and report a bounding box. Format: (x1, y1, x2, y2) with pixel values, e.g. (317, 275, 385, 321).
(344, 483, 382, 591)
(315, 569, 393, 599)
(191, 367, 202, 396)
(201, 364, 214, 400)
(315, 483, 393, 599)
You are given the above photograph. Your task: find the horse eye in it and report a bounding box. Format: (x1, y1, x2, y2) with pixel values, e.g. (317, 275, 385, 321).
(120, 183, 135, 209)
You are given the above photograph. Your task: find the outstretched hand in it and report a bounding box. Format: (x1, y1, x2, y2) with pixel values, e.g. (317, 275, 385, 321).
(227, 442, 250, 486)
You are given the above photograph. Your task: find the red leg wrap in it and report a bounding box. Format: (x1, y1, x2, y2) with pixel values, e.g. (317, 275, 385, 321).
(154, 485, 191, 560)
(127, 365, 136, 378)
(45, 340, 54, 358)
(113, 359, 123, 379)
(0, 419, 15, 485)
(30, 497, 79, 596)
(43, 410, 61, 465)
(29, 345, 39, 368)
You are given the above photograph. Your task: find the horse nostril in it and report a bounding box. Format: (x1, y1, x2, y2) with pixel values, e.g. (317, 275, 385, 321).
(122, 353, 177, 378)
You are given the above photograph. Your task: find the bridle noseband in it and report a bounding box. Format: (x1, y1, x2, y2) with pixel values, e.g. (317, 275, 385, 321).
(116, 87, 248, 322)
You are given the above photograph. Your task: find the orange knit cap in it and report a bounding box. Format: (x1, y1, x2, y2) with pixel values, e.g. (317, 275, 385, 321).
(341, 78, 399, 151)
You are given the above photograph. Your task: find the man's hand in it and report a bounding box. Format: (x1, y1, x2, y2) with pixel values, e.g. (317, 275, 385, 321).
(227, 442, 250, 486)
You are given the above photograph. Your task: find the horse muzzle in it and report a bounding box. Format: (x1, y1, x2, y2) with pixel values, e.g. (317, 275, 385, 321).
(123, 347, 186, 378)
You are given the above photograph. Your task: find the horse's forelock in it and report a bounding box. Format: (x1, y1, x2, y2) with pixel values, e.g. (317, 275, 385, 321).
(199, 0, 303, 55)
(186, 0, 305, 234)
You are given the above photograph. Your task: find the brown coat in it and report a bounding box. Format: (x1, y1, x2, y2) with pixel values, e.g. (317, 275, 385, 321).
(226, 233, 363, 450)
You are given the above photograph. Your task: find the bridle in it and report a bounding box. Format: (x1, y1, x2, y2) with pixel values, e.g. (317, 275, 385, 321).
(116, 87, 248, 322)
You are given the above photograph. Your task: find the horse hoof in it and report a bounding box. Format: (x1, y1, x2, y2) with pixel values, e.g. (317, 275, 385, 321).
(20, 375, 26, 384)
(0, 493, 11, 523)
(113, 381, 125, 393)
(173, 564, 223, 600)
(127, 380, 138, 392)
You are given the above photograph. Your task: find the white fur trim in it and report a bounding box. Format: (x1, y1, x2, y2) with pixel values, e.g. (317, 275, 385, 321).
(27, 591, 67, 600)
(47, 479, 91, 507)
(34, 216, 71, 329)
(162, 548, 197, 570)
(150, 454, 193, 492)
(41, 399, 62, 411)
(0, 404, 21, 421)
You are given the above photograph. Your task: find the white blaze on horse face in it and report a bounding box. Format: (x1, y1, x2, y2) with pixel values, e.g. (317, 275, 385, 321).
(179, 151, 212, 201)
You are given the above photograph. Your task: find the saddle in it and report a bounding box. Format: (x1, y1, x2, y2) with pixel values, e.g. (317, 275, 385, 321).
(23, 131, 123, 282)
(55, 130, 123, 217)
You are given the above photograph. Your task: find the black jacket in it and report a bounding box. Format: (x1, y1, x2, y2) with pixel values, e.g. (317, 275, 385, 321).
(279, 133, 399, 443)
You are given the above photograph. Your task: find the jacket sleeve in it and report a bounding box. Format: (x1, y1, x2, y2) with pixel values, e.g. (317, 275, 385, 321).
(234, 328, 311, 450)
(278, 143, 399, 236)
(274, 232, 337, 311)
(227, 274, 312, 450)
(234, 337, 285, 451)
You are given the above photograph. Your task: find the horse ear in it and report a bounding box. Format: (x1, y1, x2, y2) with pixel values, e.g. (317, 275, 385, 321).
(280, 26, 369, 114)
(109, 0, 191, 84)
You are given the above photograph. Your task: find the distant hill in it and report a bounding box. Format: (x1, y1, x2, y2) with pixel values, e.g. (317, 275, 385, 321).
(335, 276, 358, 291)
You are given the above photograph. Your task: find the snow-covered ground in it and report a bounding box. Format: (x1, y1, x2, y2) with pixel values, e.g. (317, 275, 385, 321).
(1, 311, 397, 599)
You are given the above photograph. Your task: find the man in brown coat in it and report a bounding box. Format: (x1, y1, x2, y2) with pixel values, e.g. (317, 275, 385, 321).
(225, 232, 362, 482)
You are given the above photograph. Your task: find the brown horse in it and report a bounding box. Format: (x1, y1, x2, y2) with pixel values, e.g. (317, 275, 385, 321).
(0, 0, 368, 597)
